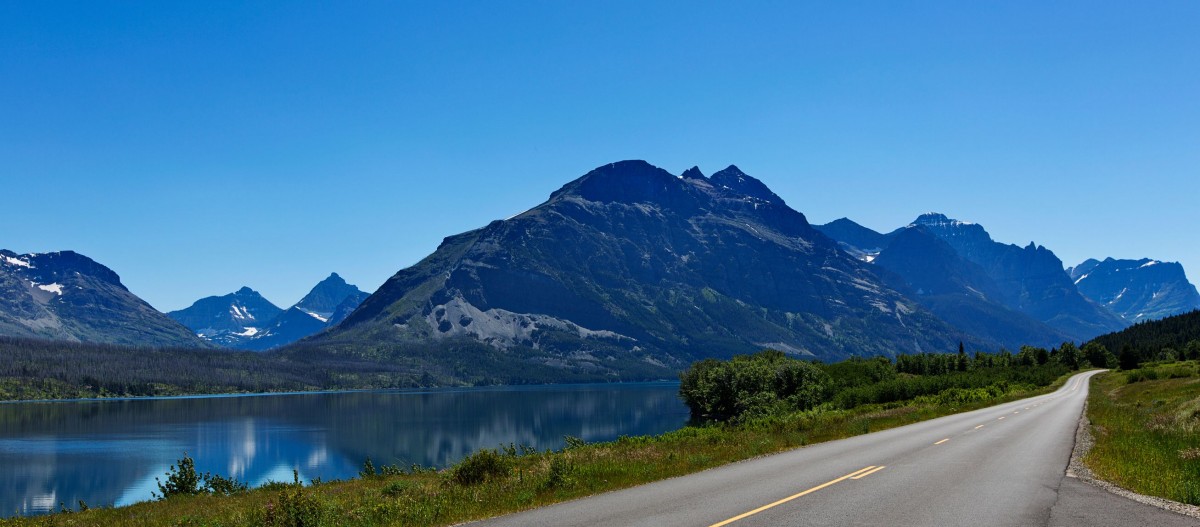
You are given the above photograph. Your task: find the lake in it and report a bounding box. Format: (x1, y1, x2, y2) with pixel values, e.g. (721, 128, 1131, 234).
(0, 382, 688, 517)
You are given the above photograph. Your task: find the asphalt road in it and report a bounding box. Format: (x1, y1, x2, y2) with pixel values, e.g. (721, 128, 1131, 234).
(468, 371, 1198, 527)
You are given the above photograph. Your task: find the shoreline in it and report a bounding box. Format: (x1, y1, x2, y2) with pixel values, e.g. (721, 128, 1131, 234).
(0, 379, 682, 405)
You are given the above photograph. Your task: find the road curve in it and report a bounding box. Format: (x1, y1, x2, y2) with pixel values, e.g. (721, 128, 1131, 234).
(467, 371, 1197, 527)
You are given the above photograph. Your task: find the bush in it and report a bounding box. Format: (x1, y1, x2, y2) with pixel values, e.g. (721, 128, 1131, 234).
(452, 449, 512, 485)
(205, 472, 249, 496)
(153, 453, 249, 499)
(679, 350, 832, 422)
(261, 470, 326, 527)
(542, 456, 574, 489)
(154, 454, 203, 499)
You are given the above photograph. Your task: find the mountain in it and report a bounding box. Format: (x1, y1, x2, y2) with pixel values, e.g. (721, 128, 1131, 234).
(294, 273, 369, 322)
(903, 213, 1127, 341)
(246, 274, 371, 351)
(300, 161, 969, 384)
(870, 226, 1070, 348)
(167, 287, 284, 348)
(815, 214, 1127, 345)
(172, 274, 370, 351)
(0, 250, 207, 347)
(1068, 258, 1200, 323)
(813, 218, 892, 262)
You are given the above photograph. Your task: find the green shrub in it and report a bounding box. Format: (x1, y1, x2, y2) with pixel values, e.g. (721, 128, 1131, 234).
(452, 449, 512, 485)
(154, 454, 202, 499)
(679, 350, 832, 422)
(261, 470, 326, 527)
(542, 456, 574, 489)
(563, 435, 587, 450)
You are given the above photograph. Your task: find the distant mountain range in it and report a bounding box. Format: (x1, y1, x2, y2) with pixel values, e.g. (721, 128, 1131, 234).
(168, 273, 369, 351)
(0, 250, 206, 348)
(816, 213, 1131, 347)
(1068, 258, 1200, 323)
(3, 161, 1197, 386)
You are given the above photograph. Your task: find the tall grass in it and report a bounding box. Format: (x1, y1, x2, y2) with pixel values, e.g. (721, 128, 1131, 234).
(1086, 361, 1200, 505)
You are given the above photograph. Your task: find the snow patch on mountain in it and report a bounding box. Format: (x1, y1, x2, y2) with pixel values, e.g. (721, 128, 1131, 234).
(35, 283, 64, 295)
(299, 309, 328, 323)
(3, 255, 32, 268)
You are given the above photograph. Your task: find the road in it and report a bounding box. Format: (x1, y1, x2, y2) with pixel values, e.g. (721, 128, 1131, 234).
(468, 371, 1198, 527)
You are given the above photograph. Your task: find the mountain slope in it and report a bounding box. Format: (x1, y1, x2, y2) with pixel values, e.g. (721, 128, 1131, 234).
(304, 161, 969, 383)
(0, 250, 207, 347)
(905, 213, 1127, 341)
(871, 227, 1070, 348)
(1068, 258, 1200, 323)
(243, 307, 332, 351)
(167, 287, 283, 348)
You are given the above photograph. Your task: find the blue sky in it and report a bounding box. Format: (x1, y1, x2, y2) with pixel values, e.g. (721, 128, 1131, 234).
(3, 1, 1198, 311)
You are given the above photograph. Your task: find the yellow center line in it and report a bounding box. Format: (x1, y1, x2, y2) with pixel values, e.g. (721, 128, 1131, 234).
(974, 425, 985, 430)
(934, 438, 949, 445)
(706, 466, 876, 527)
(850, 466, 886, 480)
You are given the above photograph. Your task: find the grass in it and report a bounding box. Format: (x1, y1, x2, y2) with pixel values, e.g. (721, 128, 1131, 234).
(0, 373, 1072, 527)
(1085, 360, 1200, 505)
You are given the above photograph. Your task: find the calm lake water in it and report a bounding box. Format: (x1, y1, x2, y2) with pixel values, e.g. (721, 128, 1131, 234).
(0, 382, 688, 517)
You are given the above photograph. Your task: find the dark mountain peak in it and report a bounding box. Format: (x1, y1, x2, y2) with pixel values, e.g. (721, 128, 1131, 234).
(314, 272, 348, 288)
(907, 213, 995, 247)
(1068, 258, 1104, 281)
(814, 218, 890, 254)
(235, 286, 257, 295)
(912, 212, 976, 228)
(709, 165, 784, 204)
(914, 212, 951, 223)
(680, 166, 706, 180)
(296, 272, 366, 318)
(551, 160, 694, 207)
(23, 251, 125, 287)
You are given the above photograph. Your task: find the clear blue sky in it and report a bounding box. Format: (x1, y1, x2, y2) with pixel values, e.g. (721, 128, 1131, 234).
(4, 1, 1198, 311)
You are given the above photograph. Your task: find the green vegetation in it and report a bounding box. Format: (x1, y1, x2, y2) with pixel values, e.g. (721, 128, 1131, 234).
(0, 336, 433, 401)
(681, 348, 1072, 424)
(1086, 360, 1200, 505)
(0, 335, 676, 402)
(1088, 309, 1200, 368)
(2, 348, 1077, 527)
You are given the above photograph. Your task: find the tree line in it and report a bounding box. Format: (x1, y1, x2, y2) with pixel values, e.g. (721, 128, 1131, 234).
(679, 344, 1090, 423)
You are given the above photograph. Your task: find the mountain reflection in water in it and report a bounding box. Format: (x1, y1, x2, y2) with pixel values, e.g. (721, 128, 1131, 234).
(0, 382, 687, 517)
